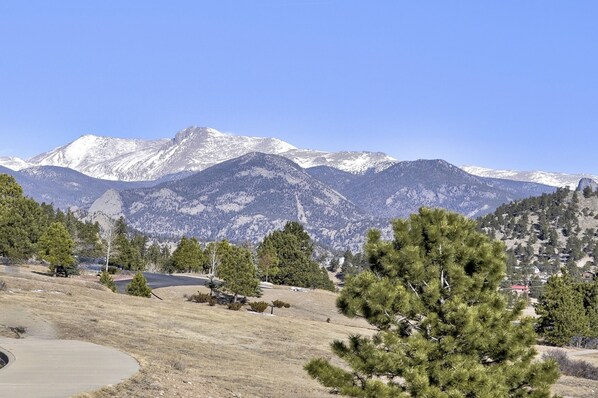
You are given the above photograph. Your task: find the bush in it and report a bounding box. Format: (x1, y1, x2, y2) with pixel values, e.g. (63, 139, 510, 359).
(107, 266, 120, 275)
(228, 302, 243, 311)
(543, 350, 598, 380)
(126, 272, 152, 298)
(99, 271, 117, 292)
(0, 280, 6, 291)
(270, 299, 291, 314)
(208, 298, 217, 306)
(187, 292, 212, 303)
(570, 336, 598, 349)
(272, 299, 290, 308)
(248, 301, 269, 313)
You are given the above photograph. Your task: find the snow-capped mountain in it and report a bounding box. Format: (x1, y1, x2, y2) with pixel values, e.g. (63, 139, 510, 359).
(28, 126, 397, 181)
(0, 156, 30, 170)
(462, 165, 598, 189)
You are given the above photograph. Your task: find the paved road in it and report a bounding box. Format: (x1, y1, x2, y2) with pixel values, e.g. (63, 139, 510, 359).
(115, 272, 208, 293)
(0, 337, 139, 398)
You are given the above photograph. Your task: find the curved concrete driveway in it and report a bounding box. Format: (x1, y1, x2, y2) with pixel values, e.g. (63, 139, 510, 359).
(0, 337, 139, 398)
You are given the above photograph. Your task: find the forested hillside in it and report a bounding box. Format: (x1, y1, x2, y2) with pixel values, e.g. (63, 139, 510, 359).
(478, 185, 598, 291)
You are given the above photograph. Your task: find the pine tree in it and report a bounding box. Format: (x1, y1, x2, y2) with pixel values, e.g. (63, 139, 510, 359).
(306, 208, 558, 397)
(256, 239, 280, 282)
(99, 270, 117, 292)
(38, 222, 76, 274)
(0, 174, 48, 259)
(217, 242, 260, 302)
(126, 271, 152, 297)
(535, 273, 588, 346)
(259, 221, 334, 290)
(171, 236, 205, 273)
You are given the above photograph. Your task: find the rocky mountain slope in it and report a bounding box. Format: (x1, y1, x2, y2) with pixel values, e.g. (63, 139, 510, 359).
(87, 153, 385, 250)
(478, 181, 598, 283)
(0, 165, 153, 210)
(1, 147, 559, 250)
(309, 160, 556, 219)
(16, 126, 397, 181)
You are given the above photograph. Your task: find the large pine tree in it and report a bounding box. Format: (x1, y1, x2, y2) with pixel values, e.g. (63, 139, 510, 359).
(170, 236, 205, 273)
(217, 242, 260, 302)
(258, 221, 333, 290)
(306, 208, 558, 397)
(38, 221, 76, 273)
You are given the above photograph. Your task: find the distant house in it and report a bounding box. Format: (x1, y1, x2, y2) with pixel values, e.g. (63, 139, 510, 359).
(511, 285, 529, 295)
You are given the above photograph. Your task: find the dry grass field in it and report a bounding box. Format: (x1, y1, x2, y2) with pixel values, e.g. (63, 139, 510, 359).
(1, 264, 598, 398)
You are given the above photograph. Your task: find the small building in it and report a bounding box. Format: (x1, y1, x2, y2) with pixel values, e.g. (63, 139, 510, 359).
(511, 285, 529, 295)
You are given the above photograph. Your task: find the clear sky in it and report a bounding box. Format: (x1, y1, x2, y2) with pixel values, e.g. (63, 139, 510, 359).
(0, 1, 596, 174)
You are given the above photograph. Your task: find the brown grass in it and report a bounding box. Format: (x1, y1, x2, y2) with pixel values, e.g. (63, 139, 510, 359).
(2, 265, 598, 397)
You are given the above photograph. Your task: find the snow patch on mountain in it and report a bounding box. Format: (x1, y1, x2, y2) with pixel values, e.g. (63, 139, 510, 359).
(462, 165, 598, 189)
(0, 156, 31, 170)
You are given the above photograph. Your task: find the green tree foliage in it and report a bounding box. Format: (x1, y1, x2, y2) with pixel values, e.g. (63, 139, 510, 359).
(170, 236, 205, 273)
(256, 238, 280, 282)
(38, 222, 76, 273)
(217, 242, 260, 302)
(99, 270, 117, 292)
(306, 208, 558, 397)
(108, 218, 147, 271)
(0, 174, 49, 259)
(536, 274, 598, 346)
(147, 242, 171, 270)
(126, 271, 152, 297)
(478, 186, 598, 284)
(258, 221, 334, 290)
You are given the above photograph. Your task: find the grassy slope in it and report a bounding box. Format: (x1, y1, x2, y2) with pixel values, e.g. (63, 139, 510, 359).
(1, 265, 598, 397)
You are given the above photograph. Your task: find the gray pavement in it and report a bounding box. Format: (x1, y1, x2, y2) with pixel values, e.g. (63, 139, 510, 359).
(0, 337, 139, 398)
(115, 272, 208, 293)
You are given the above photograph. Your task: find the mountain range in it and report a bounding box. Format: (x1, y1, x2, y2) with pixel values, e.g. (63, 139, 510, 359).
(1, 126, 585, 250)
(2, 126, 595, 187)
(84, 153, 555, 250)
(3, 127, 396, 181)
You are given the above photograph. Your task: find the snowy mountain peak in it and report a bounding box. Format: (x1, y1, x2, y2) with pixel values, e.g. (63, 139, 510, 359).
(173, 126, 224, 144)
(24, 126, 397, 181)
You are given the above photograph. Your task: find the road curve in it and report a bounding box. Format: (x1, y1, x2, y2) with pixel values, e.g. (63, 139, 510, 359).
(0, 337, 139, 398)
(115, 272, 208, 293)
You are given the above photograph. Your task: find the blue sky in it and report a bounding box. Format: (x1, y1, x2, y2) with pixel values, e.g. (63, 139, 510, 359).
(0, 1, 596, 174)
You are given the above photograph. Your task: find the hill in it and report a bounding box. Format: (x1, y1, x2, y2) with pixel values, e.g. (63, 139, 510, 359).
(478, 183, 598, 286)
(1, 264, 597, 397)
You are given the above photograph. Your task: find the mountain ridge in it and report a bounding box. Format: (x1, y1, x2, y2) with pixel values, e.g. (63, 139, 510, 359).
(14, 126, 397, 181)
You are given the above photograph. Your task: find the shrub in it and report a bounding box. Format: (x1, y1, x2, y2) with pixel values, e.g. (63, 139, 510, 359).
(0, 280, 6, 291)
(126, 272, 152, 298)
(270, 299, 291, 314)
(187, 292, 212, 303)
(228, 302, 243, 311)
(570, 336, 598, 349)
(99, 271, 117, 292)
(248, 301, 269, 313)
(543, 350, 598, 380)
(208, 298, 217, 306)
(107, 266, 119, 275)
(272, 299, 291, 308)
